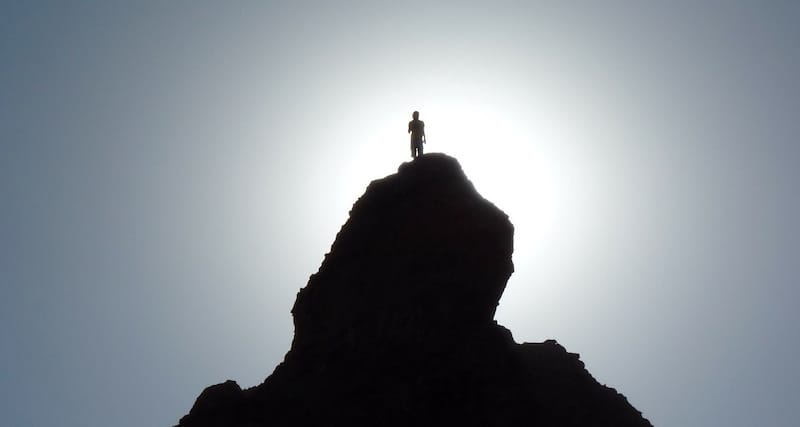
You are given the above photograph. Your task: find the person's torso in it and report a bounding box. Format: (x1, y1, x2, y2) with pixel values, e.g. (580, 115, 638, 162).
(409, 119, 424, 135)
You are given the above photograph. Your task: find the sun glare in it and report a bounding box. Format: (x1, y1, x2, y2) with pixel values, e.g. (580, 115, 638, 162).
(425, 104, 554, 246)
(419, 103, 601, 308)
(303, 96, 600, 312)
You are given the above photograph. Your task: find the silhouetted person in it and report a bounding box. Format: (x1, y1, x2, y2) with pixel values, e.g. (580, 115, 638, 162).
(408, 111, 425, 158)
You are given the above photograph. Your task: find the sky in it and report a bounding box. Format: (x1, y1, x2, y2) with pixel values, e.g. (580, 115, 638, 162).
(2, 1, 799, 426)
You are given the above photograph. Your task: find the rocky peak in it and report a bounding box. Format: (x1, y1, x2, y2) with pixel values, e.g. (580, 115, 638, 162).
(177, 153, 651, 427)
(290, 153, 513, 361)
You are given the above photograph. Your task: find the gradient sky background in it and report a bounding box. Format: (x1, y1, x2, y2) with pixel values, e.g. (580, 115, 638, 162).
(2, 2, 799, 426)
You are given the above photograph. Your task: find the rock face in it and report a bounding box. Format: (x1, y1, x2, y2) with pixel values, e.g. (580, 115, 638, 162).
(177, 153, 651, 427)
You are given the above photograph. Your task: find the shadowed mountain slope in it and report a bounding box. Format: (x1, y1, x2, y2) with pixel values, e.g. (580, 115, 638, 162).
(177, 153, 651, 427)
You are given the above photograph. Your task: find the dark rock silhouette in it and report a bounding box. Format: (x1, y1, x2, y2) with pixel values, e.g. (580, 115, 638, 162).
(177, 153, 651, 427)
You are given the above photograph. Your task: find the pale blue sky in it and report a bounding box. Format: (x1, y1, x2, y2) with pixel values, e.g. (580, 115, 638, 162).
(2, 2, 799, 426)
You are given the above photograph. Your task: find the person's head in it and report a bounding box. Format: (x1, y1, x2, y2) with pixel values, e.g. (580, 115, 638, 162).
(412, 111, 419, 120)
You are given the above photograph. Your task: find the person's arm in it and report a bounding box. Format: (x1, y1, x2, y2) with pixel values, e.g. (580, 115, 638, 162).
(422, 123, 426, 143)
(408, 121, 412, 134)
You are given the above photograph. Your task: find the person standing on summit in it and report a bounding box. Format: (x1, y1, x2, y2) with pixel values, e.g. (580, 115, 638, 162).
(408, 111, 425, 158)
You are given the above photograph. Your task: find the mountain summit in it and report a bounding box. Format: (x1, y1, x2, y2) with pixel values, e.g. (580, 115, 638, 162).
(177, 153, 651, 426)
